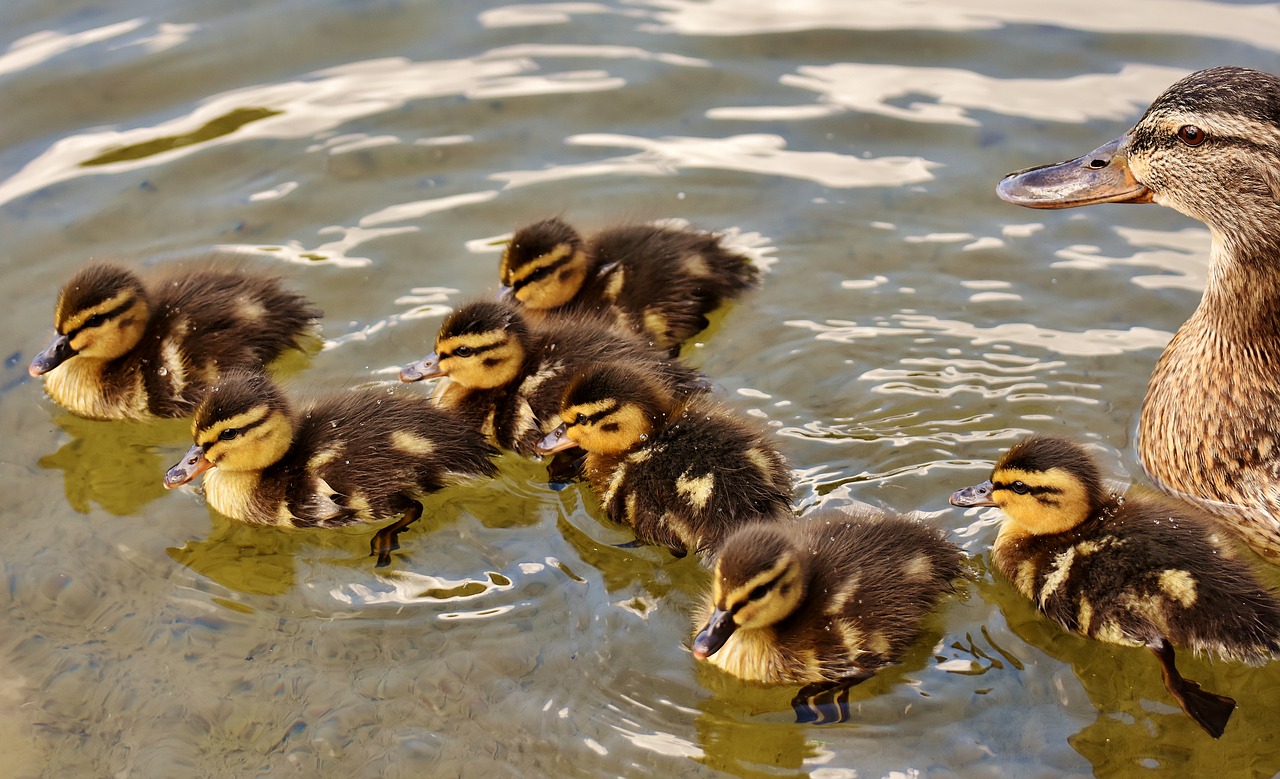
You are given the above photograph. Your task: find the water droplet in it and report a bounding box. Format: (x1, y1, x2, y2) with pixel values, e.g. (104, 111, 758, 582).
(157, 367, 168, 376)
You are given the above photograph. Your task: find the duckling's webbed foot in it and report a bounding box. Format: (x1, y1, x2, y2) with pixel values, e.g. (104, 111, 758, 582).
(792, 670, 874, 724)
(370, 501, 424, 568)
(1149, 639, 1235, 738)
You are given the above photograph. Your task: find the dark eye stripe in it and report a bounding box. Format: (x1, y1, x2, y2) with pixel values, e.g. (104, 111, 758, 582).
(511, 254, 573, 292)
(64, 295, 137, 337)
(568, 402, 619, 428)
(446, 341, 502, 359)
(993, 480, 1062, 496)
(204, 413, 267, 450)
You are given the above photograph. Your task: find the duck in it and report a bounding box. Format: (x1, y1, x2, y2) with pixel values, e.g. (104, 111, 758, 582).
(691, 506, 965, 723)
(29, 262, 320, 420)
(996, 66, 1280, 561)
(399, 299, 706, 457)
(533, 360, 793, 558)
(949, 435, 1280, 738)
(162, 369, 498, 567)
(497, 217, 759, 354)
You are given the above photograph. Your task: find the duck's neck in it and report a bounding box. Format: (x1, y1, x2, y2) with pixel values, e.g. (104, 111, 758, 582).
(1195, 233, 1280, 341)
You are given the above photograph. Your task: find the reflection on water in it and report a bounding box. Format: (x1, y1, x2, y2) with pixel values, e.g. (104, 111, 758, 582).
(6, 0, 1280, 776)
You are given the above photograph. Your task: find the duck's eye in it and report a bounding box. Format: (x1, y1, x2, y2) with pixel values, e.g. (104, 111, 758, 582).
(575, 413, 587, 426)
(453, 346, 474, 358)
(84, 313, 107, 329)
(526, 266, 554, 284)
(1176, 125, 1206, 147)
(748, 583, 770, 601)
(1011, 481, 1029, 495)
(219, 428, 239, 441)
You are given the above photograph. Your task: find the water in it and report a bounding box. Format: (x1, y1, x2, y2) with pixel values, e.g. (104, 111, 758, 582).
(4, 1, 1280, 776)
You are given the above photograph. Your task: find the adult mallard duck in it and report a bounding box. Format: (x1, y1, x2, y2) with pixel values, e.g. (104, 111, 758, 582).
(692, 507, 965, 722)
(498, 217, 759, 354)
(996, 66, 1280, 561)
(163, 370, 498, 566)
(29, 262, 320, 420)
(950, 436, 1280, 738)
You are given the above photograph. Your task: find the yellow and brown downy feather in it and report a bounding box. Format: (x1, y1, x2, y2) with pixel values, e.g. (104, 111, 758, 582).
(691, 507, 964, 721)
(29, 262, 320, 420)
(951, 436, 1280, 738)
(498, 217, 759, 354)
(163, 370, 498, 566)
(399, 299, 706, 456)
(997, 67, 1280, 561)
(535, 361, 793, 558)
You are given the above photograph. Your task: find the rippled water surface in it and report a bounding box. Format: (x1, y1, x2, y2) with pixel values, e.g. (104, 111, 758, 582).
(5, 1, 1280, 776)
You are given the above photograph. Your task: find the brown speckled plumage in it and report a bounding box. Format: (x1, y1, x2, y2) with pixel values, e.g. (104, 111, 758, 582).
(999, 67, 1280, 561)
(499, 217, 759, 352)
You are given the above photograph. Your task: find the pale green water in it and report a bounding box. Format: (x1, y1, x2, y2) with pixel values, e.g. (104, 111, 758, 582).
(4, 1, 1280, 776)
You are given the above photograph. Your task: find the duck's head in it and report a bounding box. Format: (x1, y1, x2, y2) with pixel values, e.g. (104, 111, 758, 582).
(998, 67, 1280, 251)
(163, 369, 294, 487)
(497, 217, 591, 310)
(692, 522, 806, 659)
(400, 300, 529, 389)
(30, 264, 150, 376)
(949, 436, 1107, 536)
(534, 362, 671, 456)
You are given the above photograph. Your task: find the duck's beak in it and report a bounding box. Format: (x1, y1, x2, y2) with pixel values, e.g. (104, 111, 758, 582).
(534, 422, 576, 455)
(29, 334, 76, 376)
(997, 134, 1153, 208)
(400, 353, 443, 382)
(692, 607, 737, 660)
(164, 444, 212, 488)
(949, 479, 996, 508)
(496, 284, 515, 302)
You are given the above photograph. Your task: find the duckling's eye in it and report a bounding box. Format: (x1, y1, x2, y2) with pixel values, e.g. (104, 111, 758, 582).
(1011, 481, 1029, 495)
(1176, 125, 1206, 147)
(219, 428, 239, 441)
(575, 413, 587, 426)
(84, 313, 107, 329)
(526, 266, 554, 284)
(453, 346, 474, 358)
(748, 583, 770, 601)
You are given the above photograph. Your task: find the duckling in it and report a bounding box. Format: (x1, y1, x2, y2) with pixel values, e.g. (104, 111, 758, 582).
(29, 262, 320, 420)
(498, 217, 759, 353)
(162, 369, 498, 567)
(950, 436, 1280, 738)
(533, 361, 793, 558)
(692, 507, 965, 723)
(399, 299, 705, 457)
(996, 66, 1280, 561)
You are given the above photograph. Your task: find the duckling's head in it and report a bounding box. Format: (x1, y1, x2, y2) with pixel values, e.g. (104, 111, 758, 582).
(400, 300, 529, 389)
(535, 362, 672, 456)
(497, 218, 591, 310)
(163, 369, 294, 487)
(949, 436, 1107, 536)
(999, 67, 1280, 251)
(30, 264, 150, 376)
(692, 522, 807, 659)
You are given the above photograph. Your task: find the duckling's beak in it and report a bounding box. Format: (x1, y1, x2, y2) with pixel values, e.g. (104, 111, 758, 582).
(997, 134, 1153, 208)
(164, 444, 213, 488)
(949, 480, 996, 508)
(692, 607, 736, 660)
(496, 284, 515, 302)
(534, 422, 576, 455)
(29, 334, 76, 376)
(399, 353, 443, 382)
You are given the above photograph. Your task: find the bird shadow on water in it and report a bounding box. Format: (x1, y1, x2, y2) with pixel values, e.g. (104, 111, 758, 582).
(38, 412, 190, 515)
